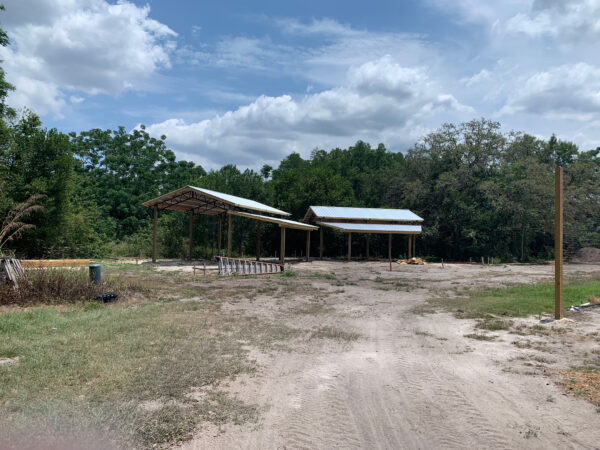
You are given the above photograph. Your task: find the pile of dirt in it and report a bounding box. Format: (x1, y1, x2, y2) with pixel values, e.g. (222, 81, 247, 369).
(572, 247, 600, 263)
(397, 257, 426, 265)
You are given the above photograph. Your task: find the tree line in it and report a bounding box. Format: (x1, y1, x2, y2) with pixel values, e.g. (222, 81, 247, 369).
(0, 13, 598, 262)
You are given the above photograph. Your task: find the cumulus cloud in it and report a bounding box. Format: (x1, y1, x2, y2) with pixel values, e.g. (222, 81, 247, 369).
(499, 63, 600, 120)
(0, 0, 176, 115)
(505, 0, 600, 41)
(145, 56, 473, 169)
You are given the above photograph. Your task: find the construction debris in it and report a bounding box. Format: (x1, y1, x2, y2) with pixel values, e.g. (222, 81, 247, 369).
(397, 257, 426, 265)
(0, 258, 25, 289)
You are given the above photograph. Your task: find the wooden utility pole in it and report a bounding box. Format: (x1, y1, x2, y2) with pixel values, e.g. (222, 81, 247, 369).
(280, 227, 286, 264)
(319, 227, 323, 260)
(152, 206, 158, 263)
(555, 166, 564, 320)
(306, 230, 310, 261)
(227, 214, 233, 257)
(188, 211, 193, 260)
(256, 221, 261, 261)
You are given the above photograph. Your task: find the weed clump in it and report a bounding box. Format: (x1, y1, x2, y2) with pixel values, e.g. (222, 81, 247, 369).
(0, 268, 112, 306)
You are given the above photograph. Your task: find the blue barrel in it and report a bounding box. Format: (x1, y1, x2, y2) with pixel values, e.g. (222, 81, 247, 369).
(89, 264, 101, 284)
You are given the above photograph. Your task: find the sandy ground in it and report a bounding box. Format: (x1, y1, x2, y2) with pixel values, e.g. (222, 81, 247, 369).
(174, 261, 600, 450)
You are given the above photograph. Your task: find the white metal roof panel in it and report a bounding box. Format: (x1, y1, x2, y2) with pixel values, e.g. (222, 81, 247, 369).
(193, 187, 289, 216)
(308, 206, 423, 222)
(319, 222, 421, 234)
(229, 211, 318, 230)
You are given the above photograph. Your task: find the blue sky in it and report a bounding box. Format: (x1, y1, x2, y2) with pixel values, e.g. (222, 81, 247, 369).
(2, 0, 600, 169)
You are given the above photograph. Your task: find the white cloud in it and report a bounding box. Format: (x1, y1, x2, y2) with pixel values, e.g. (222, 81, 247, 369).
(1, 0, 176, 115)
(505, 0, 600, 41)
(499, 63, 600, 120)
(145, 56, 473, 169)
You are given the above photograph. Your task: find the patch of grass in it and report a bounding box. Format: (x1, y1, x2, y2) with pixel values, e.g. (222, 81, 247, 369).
(303, 273, 336, 280)
(414, 330, 434, 337)
(433, 277, 600, 318)
(475, 316, 513, 331)
(0, 297, 298, 448)
(464, 333, 497, 341)
(310, 326, 359, 342)
(278, 270, 298, 277)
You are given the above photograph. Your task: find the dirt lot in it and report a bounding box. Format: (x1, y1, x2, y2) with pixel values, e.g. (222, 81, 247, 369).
(169, 260, 600, 450)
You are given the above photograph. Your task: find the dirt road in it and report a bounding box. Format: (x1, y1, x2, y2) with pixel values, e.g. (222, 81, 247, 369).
(180, 262, 600, 449)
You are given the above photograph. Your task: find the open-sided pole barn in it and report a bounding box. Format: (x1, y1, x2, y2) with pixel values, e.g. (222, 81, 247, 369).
(143, 186, 317, 264)
(303, 206, 423, 270)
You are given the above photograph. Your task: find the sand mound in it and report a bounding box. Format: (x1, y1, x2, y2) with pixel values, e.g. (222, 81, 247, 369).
(572, 247, 600, 263)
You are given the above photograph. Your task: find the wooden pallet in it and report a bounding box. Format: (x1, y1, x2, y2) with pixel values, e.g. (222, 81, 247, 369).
(216, 256, 283, 276)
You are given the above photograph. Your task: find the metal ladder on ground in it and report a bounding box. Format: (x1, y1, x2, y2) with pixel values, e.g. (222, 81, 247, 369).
(216, 256, 284, 276)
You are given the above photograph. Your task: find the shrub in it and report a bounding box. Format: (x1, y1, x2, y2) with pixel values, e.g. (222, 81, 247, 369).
(0, 268, 104, 306)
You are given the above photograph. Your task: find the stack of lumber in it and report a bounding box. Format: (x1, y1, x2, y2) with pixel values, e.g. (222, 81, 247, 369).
(21, 259, 90, 268)
(397, 257, 427, 265)
(0, 258, 25, 288)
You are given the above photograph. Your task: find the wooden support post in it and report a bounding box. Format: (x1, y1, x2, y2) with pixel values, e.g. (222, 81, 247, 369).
(407, 235, 411, 259)
(388, 234, 392, 271)
(319, 227, 323, 260)
(348, 232, 352, 261)
(280, 226, 286, 264)
(188, 211, 193, 260)
(217, 215, 222, 256)
(413, 234, 416, 258)
(152, 206, 158, 263)
(256, 221, 261, 261)
(306, 230, 310, 261)
(227, 213, 232, 258)
(555, 166, 564, 320)
(366, 234, 370, 260)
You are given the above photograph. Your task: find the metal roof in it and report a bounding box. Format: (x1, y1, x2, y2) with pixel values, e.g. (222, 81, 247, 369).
(229, 211, 318, 231)
(143, 185, 290, 216)
(319, 222, 421, 234)
(305, 206, 423, 222)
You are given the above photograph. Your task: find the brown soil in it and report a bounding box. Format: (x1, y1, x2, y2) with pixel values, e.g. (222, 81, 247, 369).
(573, 247, 600, 263)
(171, 261, 600, 449)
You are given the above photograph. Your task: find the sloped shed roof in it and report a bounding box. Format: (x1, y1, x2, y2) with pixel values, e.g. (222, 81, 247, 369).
(143, 186, 289, 216)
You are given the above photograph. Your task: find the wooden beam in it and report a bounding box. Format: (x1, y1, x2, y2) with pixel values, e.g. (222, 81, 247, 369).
(22, 259, 91, 268)
(188, 211, 193, 260)
(306, 230, 310, 261)
(280, 227, 286, 264)
(388, 233, 392, 271)
(256, 221, 261, 261)
(319, 227, 323, 260)
(413, 234, 416, 258)
(217, 215, 222, 256)
(555, 166, 564, 320)
(348, 232, 352, 261)
(366, 234, 370, 260)
(152, 205, 158, 263)
(227, 213, 233, 257)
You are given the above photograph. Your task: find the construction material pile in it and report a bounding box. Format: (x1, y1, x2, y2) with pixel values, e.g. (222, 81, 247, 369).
(397, 257, 426, 265)
(572, 247, 600, 263)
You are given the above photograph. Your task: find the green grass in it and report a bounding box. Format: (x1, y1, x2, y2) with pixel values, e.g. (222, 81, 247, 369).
(439, 277, 600, 318)
(0, 297, 300, 448)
